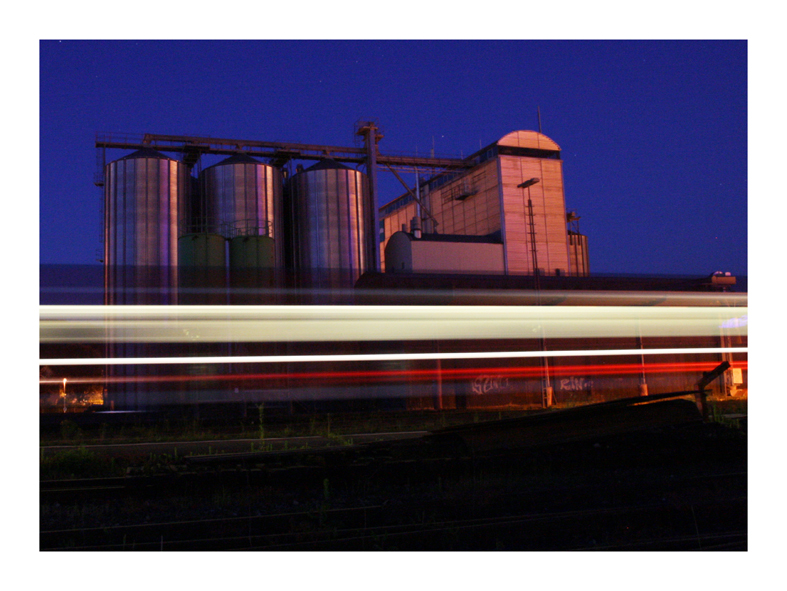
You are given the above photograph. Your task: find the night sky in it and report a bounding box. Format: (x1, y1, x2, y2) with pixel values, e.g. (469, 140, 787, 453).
(39, 39, 748, 278)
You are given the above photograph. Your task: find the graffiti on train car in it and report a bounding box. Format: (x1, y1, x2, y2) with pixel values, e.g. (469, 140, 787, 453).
(558, 376, 593, 392)
(472, 375, 512, 395)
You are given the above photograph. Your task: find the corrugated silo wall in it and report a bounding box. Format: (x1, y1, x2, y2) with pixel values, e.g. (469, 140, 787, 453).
(287, 160, 370, 294)
(103, 149, 186, 305)
(283, 160, 405, 411)
(200, 155, 283, 262)
(103, 149, 189, 409)
(199, 154, 283, 302)
(194, 156, 286, 406)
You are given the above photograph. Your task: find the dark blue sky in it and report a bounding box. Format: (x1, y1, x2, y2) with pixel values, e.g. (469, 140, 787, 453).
(39, 40, 747, 277)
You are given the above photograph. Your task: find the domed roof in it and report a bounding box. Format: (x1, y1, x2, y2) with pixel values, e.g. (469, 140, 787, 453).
(118, 147, 173, 161)
(204, 153, 263, 170)
(497, 131, 560, 151)
(303, 158, 352, 173)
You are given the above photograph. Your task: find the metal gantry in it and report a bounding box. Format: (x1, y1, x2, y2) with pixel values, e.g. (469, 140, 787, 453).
(94, 130, 472, 185)
(95, 127, 476, 275)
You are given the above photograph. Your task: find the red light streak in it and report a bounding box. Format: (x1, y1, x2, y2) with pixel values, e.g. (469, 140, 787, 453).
(40, 360, 747, 387)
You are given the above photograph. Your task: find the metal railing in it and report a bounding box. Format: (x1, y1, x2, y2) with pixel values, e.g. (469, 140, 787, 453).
(178, 219, 272, 239)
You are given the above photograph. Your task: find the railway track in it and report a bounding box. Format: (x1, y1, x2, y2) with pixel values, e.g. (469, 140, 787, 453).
(41, 468, 747, 550)
(41, 396, 747, 551)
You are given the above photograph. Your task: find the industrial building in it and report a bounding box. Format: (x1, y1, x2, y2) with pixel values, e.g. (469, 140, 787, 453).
(97, 126, 590, 299)
(379, 130, 589, 278)
(91, 125, 745, 411)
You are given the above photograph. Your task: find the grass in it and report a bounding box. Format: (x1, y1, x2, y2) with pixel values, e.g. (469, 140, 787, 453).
(39, 408, 493, 479)
(40, 447, 126, 480)
(707, 396, 748, 429)
(326, 432, 354, 446)
(42, 392, 745, 450)
(34, 406, 588, 448)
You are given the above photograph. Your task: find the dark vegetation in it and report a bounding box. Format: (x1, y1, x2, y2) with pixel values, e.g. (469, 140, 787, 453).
(40, 395, 746, 550)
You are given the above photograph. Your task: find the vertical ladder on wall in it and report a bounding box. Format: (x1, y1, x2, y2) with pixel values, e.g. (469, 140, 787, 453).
(95, 144, 106, 263)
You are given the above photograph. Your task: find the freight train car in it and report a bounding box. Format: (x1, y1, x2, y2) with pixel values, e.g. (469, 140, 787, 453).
(40, 269, 747, 414)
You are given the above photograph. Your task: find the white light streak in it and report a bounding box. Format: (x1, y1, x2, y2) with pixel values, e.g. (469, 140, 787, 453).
(40, 303, 748, 344)
(40, 347, 748, 366)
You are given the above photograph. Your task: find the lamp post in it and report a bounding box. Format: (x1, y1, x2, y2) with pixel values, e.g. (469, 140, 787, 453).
(517, 177, 541, 285)
(517, 178, 552, 406)
(62, 378, 67, 414)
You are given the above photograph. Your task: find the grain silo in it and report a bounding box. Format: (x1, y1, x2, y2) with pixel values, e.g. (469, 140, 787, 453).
(199, 154, 283, 303)
(288, 159, 371, 289)
(103, 148, 189, 409)
(199, 154, 283, 260)
(103, 147, 188, 305)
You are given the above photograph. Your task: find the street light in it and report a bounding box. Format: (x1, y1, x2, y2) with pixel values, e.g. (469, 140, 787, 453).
(517, 177, 540, 190)
(517, 178, 541, 282)
(62, 378, 67, 413)
(518, 178, 551, 406)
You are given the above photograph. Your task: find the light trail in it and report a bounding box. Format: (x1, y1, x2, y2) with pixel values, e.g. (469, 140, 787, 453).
(40, 285, 747, 307)
(39, 360, 749, 386)
(40, 346, 747, 367)
(40, 303, 748, 344)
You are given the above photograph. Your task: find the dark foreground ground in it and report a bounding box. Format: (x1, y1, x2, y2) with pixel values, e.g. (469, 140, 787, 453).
(40, 397, 746, 551)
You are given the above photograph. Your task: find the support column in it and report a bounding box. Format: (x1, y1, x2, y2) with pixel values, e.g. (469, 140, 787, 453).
(356, 121, 382, 272)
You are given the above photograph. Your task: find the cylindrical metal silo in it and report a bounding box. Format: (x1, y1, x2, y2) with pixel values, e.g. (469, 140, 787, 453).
(200, 153, 283, 303)
(103, 148, 189, 410)
(288, 159, 370, 289)
(104, 147, 188, 305)
(199, 153, 284, 265)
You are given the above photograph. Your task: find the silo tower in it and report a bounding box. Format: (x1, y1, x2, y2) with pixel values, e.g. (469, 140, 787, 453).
(103, 147, 189, 410)
(197, 153, 284, 303)
(287, 159, 371, 290)
(103, 147, 188, 305)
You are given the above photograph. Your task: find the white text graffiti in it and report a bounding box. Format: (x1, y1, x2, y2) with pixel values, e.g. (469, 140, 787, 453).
(559, 376, 592, 391)
(472, 375, 511, 395)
